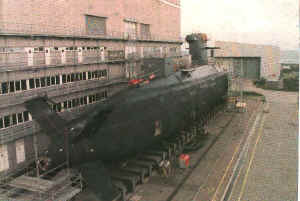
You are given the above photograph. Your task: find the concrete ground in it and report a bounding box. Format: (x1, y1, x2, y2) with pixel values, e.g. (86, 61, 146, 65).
(130, 82, 298, 201)
(224, 82, 298, 201)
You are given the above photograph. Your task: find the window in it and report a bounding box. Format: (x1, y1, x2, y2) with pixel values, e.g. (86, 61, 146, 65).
(96, 93, 100, 101)
(15, 81, 21, 91)
(1, 82, 8, 94)
(0, 118, 3, 129)
(12, 114, 17, 125)
(68, 100, 72, 108)
(52, 104, 57, 112)
(9, 81, 15, 92)
(56, 75, 60, 85)
(62, 74, 67, 83)
(0, 112, 32, 128)
(84, 96, 88, 104)
(4, 116, 10, 128)
(124, 21, 137, 39)
(71, 74, 75, 82)
(103, 91, 108, 98)
(101, 70, 107, 77)
(51, 76, 55, 85)
(140, 23, 150, 39)
(76, 98, 80, 106)
(29, 79, 35, 89)
(86, 15, 107, 35)
(46, 77, 51, 86)
(67, 75, 71, 82)
(72, 99, 76, 107)
(23, 111, 29, 122)
(17, 113, 23, 123)
(108, 50, 125, 60)
(41, 77, 46, 87)
(75, 73, 80, 81)
(63, 101, 67, 109)
(170, 47, 177, 53)
(35, 78, 40, 88)
(21, 80, 27, 90)
(88, 95, 93, 103)
(79, 73, 83, 81)
(57, 103, 62, 112)
(80, 97, 84, 105)
(83, 72, 87, 80)
(88, 72, 92, 79)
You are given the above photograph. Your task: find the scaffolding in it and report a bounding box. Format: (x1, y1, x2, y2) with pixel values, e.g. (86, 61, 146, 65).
(226, 58, 245, 112)
(0, 166, 82, 201)
(0, 125, 83, 201)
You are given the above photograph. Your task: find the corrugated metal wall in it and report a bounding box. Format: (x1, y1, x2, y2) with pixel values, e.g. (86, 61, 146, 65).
(214, 41, 280, 80)
(216, 57, 261, 80)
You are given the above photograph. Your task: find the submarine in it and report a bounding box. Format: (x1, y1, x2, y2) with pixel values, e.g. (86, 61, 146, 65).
(25, 33, 228, 200)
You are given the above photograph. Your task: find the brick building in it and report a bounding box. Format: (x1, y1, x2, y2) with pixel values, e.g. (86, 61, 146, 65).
(0, 0, 182, 179)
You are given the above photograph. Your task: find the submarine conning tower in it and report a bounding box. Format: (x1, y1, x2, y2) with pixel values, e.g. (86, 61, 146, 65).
(185, 33, 209, 66)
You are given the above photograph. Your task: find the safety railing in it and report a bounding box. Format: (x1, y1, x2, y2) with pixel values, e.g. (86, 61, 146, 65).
(0, 49, 185, 71)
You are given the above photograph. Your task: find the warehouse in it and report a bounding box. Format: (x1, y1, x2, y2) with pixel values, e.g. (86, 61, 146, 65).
(214, 41, 281, 80)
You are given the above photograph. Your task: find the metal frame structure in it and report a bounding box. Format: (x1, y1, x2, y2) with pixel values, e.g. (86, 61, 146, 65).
(0, 122, 83, 201)
(226, 58, 245, 112)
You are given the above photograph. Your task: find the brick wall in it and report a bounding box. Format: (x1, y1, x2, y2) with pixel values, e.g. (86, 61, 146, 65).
(1, 0, 181, 40)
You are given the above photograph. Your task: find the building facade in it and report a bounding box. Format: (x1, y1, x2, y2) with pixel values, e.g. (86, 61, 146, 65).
(0, 0, 182, 177)
(214, 41, 280, 80)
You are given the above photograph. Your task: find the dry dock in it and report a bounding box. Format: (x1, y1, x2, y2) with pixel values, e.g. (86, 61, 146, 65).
(129, 83, 298, 201)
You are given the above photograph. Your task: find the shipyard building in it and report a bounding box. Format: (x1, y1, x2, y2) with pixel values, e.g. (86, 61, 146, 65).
(214, 41, 281, 80)
(0, 0, 181, 190)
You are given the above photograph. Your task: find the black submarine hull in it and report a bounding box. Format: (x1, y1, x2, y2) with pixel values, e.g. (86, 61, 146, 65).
(68, 66, 228, 164)
(26, 65, 228, 201)
(26, 65, 227, 166)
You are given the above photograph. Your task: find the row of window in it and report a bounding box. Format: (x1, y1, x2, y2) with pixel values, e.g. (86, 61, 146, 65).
(0, 46, 107, 53)
(0, 111, 31, 129)
(0, 70, 107, 94)
(61, 70, 107, 84)
(1, 46, 177, 54)
(50, 91, 108, 112)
